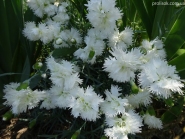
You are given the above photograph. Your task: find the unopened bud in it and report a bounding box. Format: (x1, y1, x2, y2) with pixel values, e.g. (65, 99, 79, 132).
(55, 38, 63, 45)
(70, 38, 76, 44)
(41, 73, 47, 78)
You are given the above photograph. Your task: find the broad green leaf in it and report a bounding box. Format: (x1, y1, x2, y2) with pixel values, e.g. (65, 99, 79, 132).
(29, 74, 41, 89)
(161, 97, 184, 123)
(168, 52, 185, 72)
(161, 106, 182, 123)
(52, 47, 77, 58)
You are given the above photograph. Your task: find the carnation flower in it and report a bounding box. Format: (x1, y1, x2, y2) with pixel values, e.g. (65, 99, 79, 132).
(54, 28, 82, 48)
(143, 114, 163, 129)
(105, 110, 143, 139)
(69, 86, 104, 121)
(126, 90, 152, 108)
(104, 48, 143, 82)
(3, 82, 45, 114)
(139, 58, 184, 99)
(85, 0, 122, 36)
(23, 22, 40, 41)
(49, 85, 74, 109)
(74, 36, 105, 64)
(109, 27, 133, 49)
(100, 85, 128, 117)
(140, 38, 166, 63)
(40, 90, 56, 110)
(27, 0, 56, 17)
(86, 28, 107, 40)
(52, 2, 70, 23)
(46, 56, 82, 89)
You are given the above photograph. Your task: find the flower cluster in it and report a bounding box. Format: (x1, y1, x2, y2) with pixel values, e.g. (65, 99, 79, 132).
(3, 0, 184, 138)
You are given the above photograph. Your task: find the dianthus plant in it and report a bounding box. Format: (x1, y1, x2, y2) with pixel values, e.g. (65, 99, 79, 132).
(3, 0, 184, 138)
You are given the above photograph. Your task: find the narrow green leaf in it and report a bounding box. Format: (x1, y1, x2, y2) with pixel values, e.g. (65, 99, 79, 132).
(21, 57, 31, 82)
(165, 8, 185, 60)
(2, 111, 14, 121)
(71, 129, 80, 139)
(146, 106, 156, 116)
(88, 50, 95, 60)
(0, 1, 12, 72)
(0, 73, 22, 77)
(131, 0, 153, 38)
(164, 98, 174, 107)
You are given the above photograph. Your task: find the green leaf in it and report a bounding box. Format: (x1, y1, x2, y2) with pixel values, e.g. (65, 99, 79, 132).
(161, 106, 182, 123)
(71, 129, 80, 139)
(146, 106, 156, 116)
(130, 81, 139, 94)
(2, 111, 14, 121)
(29, 119, 37, 129)
(29, 74, 41, 89)
(165, 7, 185, 60)
(101, 136, 108, 139)
(168, 52, 185, 72)
(131, 0, 154, 38)
(52, 47, 77, 58)
(88, 50, 95, 60)
(164, 98, 174, 107)
(0, 1, 12, 72)
(16, 82, 29, 91)
(161, 97, 184, 123)
(21, 57, 31, 82)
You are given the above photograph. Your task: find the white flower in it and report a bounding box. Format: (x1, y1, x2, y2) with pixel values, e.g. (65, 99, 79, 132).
(54, 28, 82, 48)
(126, 90, 152, 108)
(104, 48, 143, 82)
(143, 114, 163, 129)
(87, 28, 107, 40)
(49, 85, 74, 109)
(46, 56, 82, 89)
(40, 90, 56, 110)
(140, 38, 166, 63)
(37, 23, 54, 44)
(101, 85, 128, 117)
(23, 22, 40, 41)
(27, 0, 56, 17)
(85, 0, 122, 36)
(139, 58, 184, 99)
(52, 2, 70, 23)
(74, 36, 105, 64)
(69, 86, 104, 121)
(109, 27, 133, 49)
(105, 110, 143, 139)
(3, 83, 45, 114)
